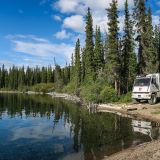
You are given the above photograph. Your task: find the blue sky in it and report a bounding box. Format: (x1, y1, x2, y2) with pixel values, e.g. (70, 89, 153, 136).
(0, 0, 159, 68)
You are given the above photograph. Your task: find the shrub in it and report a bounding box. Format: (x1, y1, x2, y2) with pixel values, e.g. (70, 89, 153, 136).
(62, 82, 77, 94)
(30, 83, 54, 93)
(119, 92, 132, 103)
(100, 85, 118, 103)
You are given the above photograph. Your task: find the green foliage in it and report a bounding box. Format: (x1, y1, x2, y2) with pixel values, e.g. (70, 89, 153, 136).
(30, 83, 54, 93)
(121, 0, 137, 94)
(118, 92, 132, 103)
(94, 26, 105, 78)
(100, 85, 118, 103)
(80, 82, 102, 103)
(80, 80, 118, 103)
(106, 0, 120, 94)
(62, 82, 76, 94)
(154, 25, 160, 72)
(74, 39, 81, 87)
(84, 8, 95, 80)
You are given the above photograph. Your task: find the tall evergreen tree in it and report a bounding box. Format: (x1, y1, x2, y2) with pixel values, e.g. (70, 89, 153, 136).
(144, 7, 156, 72)
(74, 39, 81, 88)
(81, 48, 86, 82)
(94, 26, 105, 77)
(154, 21, 160, 72)
(121, 0, 137, 93)
(85, 8, 94, 80)
(106, 0, 120, 94)
(134, 0, 148, 74)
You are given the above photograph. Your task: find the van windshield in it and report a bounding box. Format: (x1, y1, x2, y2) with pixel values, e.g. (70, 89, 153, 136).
(134, 78, 151, 86)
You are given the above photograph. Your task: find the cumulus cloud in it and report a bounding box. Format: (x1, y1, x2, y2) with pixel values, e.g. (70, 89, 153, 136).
(54, 0, 78, 13)
(55, 30, 72, 39)
(54, 0, 134, 14)
(53, 0, 135, 33)
(63, 15, 85, 33)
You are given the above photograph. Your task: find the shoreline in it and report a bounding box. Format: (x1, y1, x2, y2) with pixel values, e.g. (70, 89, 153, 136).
(103, 140, 160, 160)
(97, 103, 160, 123)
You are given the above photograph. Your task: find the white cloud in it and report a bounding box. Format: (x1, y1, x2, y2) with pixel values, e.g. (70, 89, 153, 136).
(152, 15, 160, 26)
(53, 0, 134, 33)
(0, 60, 14, 69)
(53, 15, 62, 21)
(6, 34, 74, 65)
(54, 0, 134, 14)
(63, 15, 85, 33)
(54, 0, 78, 13)
(55, 30, 72, 39)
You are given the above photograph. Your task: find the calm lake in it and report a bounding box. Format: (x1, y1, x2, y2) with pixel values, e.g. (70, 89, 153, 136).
(0, 94, 160, 160)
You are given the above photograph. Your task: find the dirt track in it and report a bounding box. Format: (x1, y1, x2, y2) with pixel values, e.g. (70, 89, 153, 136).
(103, 140, 160, 160)
(98, 102, 160, 122)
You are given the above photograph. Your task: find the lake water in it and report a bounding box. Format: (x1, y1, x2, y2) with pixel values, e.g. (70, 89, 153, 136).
(0, 94, 160, 160)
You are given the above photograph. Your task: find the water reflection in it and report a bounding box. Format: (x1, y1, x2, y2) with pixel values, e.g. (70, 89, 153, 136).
(132, 120, 160, 140)
(0, 94, 160, 160)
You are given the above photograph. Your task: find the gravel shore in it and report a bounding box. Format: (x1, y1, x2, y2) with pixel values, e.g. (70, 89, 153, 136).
(103, 140, 160, 160)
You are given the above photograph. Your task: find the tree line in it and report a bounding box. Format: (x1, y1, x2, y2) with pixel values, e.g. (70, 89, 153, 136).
(0, 0, 160, 99)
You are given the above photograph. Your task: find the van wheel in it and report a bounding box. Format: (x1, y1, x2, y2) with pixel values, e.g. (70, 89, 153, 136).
(132, 99, 140, 104)
(148, 94, 157, 105)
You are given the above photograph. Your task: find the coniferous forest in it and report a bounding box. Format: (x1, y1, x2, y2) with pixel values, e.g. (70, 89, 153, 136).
(0, 0, 160, 103)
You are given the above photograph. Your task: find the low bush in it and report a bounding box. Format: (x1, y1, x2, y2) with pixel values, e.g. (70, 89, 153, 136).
(30, 83, 54, 93)
(80, 82, 102, 103)
(118, 92, 132, 103)
(100, 85, 118, 103)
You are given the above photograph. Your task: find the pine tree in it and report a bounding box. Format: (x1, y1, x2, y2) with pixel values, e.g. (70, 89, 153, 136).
(94, 26, 105, 77)
(121, 0, 137, 93)
(74, 39, 81, 88)
(47, 66, 53, 83)
(154, 21, 160, 72)
(85, 8, 94, 80)
(81, 48, 86, 82)
(1, 64, 5, 88)
(18, 66, 25, 89)
(134, 0, 148, 74)
(106, 0, 120, 94)
(144, 7, 156, 73)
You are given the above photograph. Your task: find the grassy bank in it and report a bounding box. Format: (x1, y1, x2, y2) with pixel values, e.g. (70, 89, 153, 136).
(0, 81, 132, 104)
(61, 80, 132, 104)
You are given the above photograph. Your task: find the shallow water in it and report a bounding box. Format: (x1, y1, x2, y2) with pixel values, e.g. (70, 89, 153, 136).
(0, 94, 160, 160)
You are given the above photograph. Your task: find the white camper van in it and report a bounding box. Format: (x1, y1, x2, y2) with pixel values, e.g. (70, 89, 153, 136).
(132, 73, 160, 104)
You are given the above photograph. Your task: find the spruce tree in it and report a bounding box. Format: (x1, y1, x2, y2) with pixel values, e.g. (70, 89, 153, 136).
(85, 8, 94, 80)
(74, 39, 81, 88)
(144, 7, 156, 73)
(94, 26, 105, 77)
(154, 22, 160, 72)
(81, 48, 86, 82)
(106, 0, 120, 94)
(121, 0, 137, 93)
(134, 0, 148, 74)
